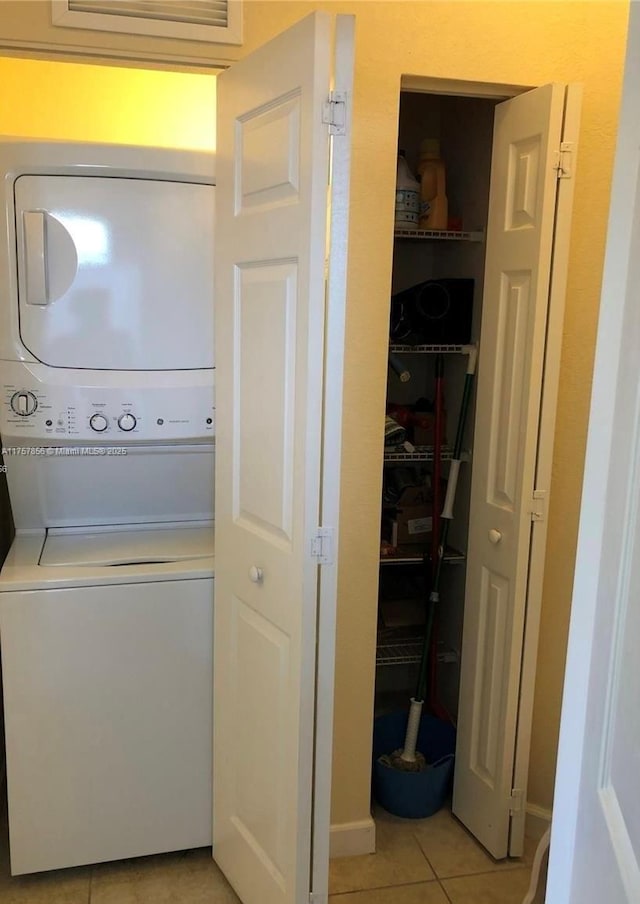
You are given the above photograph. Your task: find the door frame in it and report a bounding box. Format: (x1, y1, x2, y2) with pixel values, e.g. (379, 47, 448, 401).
(546, 3, 639, 897)
(387, 74, 580, 849)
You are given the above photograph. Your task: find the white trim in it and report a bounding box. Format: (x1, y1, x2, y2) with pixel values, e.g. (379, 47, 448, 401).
(546, 6, 640, 901)
(329, 818, 376, 859)
(509, 82, 583, 858)
(523, 826, 551, 904)
(310, 13, 354, 901)
(400, 74, 530, 99)
(525, 803, 552, 841)
(51, 0, 243, 46)
(0, 35, 234, 69)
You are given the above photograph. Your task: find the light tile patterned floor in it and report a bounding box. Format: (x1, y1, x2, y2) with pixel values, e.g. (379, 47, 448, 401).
(330, 807, 539, 904)
(0, 798, 540, 903)
(0, 802, 240, 904)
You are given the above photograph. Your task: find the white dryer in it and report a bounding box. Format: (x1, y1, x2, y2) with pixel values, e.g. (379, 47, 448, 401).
(0, 140, 216, 875)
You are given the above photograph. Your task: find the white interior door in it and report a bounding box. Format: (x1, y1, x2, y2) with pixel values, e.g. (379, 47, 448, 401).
(453, 83, 567, 858)
(547, 6, 640, 901)
(213, 13, 350, 904)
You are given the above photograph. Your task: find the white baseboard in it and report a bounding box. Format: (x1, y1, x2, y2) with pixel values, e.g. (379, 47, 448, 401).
(525, 803, 552, 840)
(329, 816, 376, 858)
(329, 806, 549, 857)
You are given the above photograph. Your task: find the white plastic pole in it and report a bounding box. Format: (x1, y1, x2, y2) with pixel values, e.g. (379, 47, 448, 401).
(401, 697, 423, 762)
(442, 458, 461, 519)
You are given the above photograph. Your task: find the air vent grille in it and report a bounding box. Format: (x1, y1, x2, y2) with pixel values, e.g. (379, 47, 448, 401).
(52, 0, 242, 45)
(68, 0, 228, 28)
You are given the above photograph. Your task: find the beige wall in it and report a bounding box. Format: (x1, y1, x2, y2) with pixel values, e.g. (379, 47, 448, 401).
(238, 0, 630, 823)
(0, 56, 216, 148)
(0, 0, 630, 828)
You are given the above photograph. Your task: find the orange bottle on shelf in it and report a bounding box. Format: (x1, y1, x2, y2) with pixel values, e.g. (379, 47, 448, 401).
(417, 138, 448, 230)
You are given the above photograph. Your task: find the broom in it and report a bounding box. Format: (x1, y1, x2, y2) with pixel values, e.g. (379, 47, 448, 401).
(387, 345, 478, 772)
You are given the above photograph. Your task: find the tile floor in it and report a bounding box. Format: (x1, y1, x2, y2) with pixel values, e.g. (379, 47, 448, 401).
(329, 807, 540, 904)
(0, 797, 542, 903)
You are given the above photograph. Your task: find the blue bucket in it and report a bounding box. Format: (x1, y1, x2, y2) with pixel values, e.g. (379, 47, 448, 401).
(372, 710, 456, 818)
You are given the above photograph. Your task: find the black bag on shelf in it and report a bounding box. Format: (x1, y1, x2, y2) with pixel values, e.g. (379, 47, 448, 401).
(390, 278, 474, 345)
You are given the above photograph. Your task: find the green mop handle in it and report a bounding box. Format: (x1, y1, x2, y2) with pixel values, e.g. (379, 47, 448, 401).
(414, 345, 478, 703)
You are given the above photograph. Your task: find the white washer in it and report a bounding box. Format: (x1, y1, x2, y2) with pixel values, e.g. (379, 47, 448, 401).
(0, 524, 214, 875)
(0, 140, 217, 875)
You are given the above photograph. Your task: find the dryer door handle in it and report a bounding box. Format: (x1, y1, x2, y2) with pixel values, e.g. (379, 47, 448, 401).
(23, 211, 49, 306)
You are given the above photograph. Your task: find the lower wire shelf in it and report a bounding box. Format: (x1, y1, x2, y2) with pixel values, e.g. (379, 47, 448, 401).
(376, 629, 460, 667)
(376, 634, 423, 666)
(379, 545, 466, 566)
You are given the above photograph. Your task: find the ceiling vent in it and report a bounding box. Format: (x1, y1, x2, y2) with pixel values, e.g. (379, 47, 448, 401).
(51, 0, 242, 45)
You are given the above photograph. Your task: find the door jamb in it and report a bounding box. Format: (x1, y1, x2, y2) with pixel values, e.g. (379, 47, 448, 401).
(400, 74, 531, 99)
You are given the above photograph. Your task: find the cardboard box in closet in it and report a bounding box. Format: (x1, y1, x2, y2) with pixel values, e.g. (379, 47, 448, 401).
(394, 485, 433, 546)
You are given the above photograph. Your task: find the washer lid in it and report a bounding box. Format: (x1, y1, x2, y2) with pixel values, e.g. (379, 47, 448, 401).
(40, 525, 214, 567)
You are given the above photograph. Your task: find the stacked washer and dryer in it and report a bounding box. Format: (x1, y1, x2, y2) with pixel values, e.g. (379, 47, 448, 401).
(0, 140, 216, 875)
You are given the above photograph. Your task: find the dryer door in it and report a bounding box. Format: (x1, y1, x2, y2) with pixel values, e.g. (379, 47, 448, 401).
(14, 175, 214, 370)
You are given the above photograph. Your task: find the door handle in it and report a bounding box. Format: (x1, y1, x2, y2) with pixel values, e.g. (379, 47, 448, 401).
(23, 211, 49, 305)
(248, 566, 264, 584)
(489, 529, 502, 544)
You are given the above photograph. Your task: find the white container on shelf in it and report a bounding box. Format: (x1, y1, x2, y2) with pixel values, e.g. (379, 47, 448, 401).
(395, 152, 420, 228)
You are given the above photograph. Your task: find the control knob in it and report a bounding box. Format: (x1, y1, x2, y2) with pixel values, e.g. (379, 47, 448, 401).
(118, 413, 137, 432)
(89, 413, 108, 433)
(10, 390, 37, 417)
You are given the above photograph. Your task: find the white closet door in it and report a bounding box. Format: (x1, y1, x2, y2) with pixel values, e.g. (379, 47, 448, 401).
(453, 83, 566, 858)
(547, 7, 640, 900)
(213, 13, 346, 904)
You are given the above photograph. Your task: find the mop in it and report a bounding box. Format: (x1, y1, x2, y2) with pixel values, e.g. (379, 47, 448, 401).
(383, 345, 478, 772)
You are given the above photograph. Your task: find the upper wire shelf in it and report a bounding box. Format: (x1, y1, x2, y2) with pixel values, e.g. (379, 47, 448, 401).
(389, 343, 476, 355)
(394, 227, 484, 242)
(384, 445, 453, 463)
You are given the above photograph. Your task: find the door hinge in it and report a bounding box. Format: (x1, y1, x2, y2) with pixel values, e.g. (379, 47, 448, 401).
(311, 527, 335, 564)
(531, 490, 546, 523)
(509, 788, 524, 815)
(322, 91, 347, 136)
(553, 141, 573, 179)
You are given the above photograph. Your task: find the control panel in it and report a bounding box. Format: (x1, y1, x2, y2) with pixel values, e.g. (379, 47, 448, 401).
(0, 366, 214, 444)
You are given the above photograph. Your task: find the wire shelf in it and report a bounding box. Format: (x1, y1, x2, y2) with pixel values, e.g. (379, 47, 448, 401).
(376, 636, 423, 666)
(379, 546, 466, 567)
(389, 343, 476, 355)
(394, 228, 484, 242)
(384, 445, 453, 463)
(376, 632, 460, 667)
